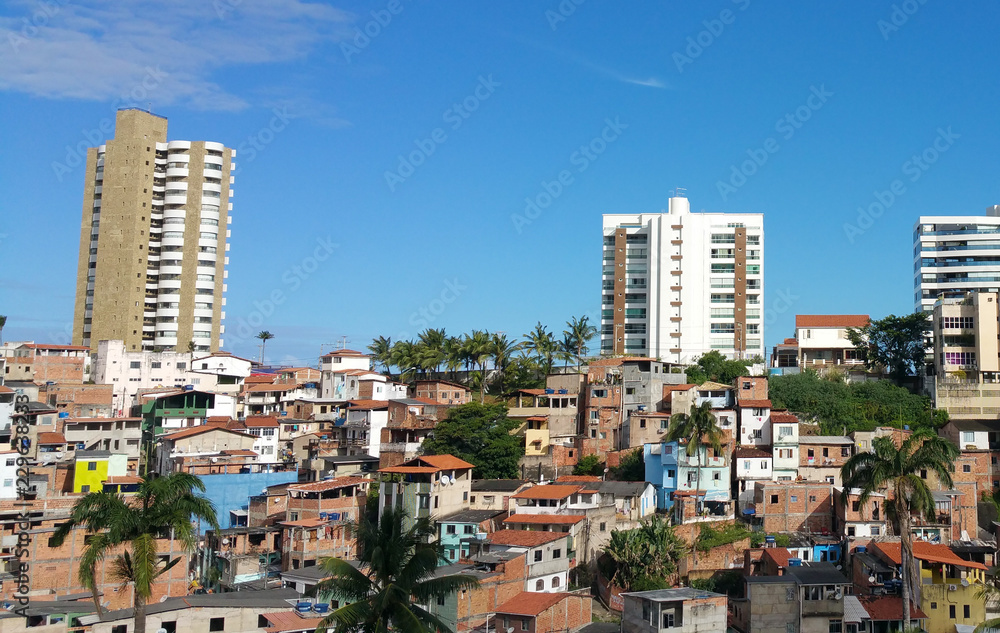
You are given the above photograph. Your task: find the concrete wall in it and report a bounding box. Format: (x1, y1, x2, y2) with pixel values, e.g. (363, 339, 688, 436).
(199, 470, 299, 532)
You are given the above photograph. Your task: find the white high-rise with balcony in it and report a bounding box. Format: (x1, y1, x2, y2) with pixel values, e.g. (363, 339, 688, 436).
(601, 194, 764, 364)
(914, 206, 1000, 313)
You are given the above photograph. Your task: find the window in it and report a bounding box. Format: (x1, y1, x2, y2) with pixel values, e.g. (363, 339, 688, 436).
(950, 605, 956, 619)
(871, 526, 881, 536)
(88, 462, 97, 471)
(962, 431, 976, 444)
(5, 459, 14, 467)
(790, 495, 798, 503)
(930, 602, 937, 609)
(464, 525, 474, 534)
(151, 361, 162, 369)
(770, 495, 779, 504)
(209, 617, 225, 632)
(553, 548, 561, 559)
(847, 527, 855, 537)
(941, 316, 974, 329)
(599, 522, 607, 532)
(437, 595, 445, 606)
(113, 626, 128, 633)
(809, 495, 817, 502)
(535, 579, 544, 590)
(521, 619, 529, 631)
(828, 621, 843, 633)
(963, 464, 972, 473)
(965, 605, 971, 618)
(534, 550, 542, 562)
(662, 611, 675, 628)
(129, 361, 141, 369)
(176, 362, 186, 370)
(446, 525, 456, 535)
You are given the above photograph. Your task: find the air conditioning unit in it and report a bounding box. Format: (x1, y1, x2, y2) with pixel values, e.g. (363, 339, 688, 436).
(948, 584, 958, 592)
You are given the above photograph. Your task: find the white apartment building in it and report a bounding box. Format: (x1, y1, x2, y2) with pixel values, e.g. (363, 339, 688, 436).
(93, 340, 251, 416)
(602, 194, 764, 363)
(914, 206, 1000, 313)
(319, 349, 372, 399)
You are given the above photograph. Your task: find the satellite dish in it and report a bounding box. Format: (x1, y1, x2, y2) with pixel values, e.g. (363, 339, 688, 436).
(440, 475, 450, 485)
(157, 628, 168, 633)
(507, 628, 515, 633)
(222, 538, 230, 545)
(868, 575, 876, 583)
(159, 596, 169, 602)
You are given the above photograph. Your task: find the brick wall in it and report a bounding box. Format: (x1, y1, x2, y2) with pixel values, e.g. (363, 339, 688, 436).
(531, 594, 592, 633)
(755, 482, 834, 534)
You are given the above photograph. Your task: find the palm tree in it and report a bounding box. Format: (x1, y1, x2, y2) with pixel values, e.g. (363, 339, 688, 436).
(664, 401, 723, 565)
(256, 331, 275, 365)
(315, 507, 479, 633)
(417, 328, 448, 375)
(490, 333, 521, 397)
(443, 336, 464, 381)
(50, 473, 219, 633)
(463, 330, 493, 403)
(389, 340, 418, 383)
(367, 336, 393, 374)
(523, 322, 557, 379)
(564, 315, 597, 371)
(556, 332, 576, 369)
(840, 429, 959, 631)
(0, 315, 7, 346)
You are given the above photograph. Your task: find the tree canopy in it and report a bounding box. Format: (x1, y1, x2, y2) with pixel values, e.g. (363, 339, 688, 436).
(605, 516, 686, 591)
(685, 350, 759, 385)
(420, 403, 524, 479)
(769, 370, 945, 434)
(846, 312, 930, 383)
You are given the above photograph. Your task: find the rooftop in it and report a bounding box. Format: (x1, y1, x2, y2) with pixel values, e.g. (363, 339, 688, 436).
(504, 513, 586, 525)
(798, 435, 853, 445)
(796, 315, 870, 328)
(513, 484, 581, 500)
(472, 479, 528, 492)
(495, 592, 578, 616)
(859, 595, 928, 621)
(77, 588, 300, 624)
(288, 477, 368, 493)
(439, 509, 505, 524)
(620, 588, 726, 602)
(486, 529, 568, 548)
(784, 562, 850, 586)
(873, 541, 988, 570)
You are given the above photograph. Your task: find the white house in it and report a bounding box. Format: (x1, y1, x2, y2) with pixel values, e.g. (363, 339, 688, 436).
(0, 451, 19, 499)
(243, 416, 281, 464)
(733, 446, 772, 514)
(737, 399, 772, 447)
(770, 411, 800, 481)
(319, 349, 372, 399)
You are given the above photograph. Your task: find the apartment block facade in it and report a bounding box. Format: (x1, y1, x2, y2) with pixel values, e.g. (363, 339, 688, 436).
(73, 108, 234, 353)
(914, 206, 1000, 313)
(601, 194, 764, 363)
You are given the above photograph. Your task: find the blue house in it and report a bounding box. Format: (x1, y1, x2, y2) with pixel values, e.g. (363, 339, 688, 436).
(644, 441, 678, 510)
(436, 509, 504, 563)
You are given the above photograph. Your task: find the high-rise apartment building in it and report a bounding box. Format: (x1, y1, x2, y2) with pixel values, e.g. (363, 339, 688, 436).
(601, 195, 764, 364)
(914, 206, 1000, 313)
(73, 109, 234, 353)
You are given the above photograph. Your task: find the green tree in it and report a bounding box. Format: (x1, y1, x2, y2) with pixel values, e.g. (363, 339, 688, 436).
(462, 330, 493, 403)
(846, 313, 930, 384)
(522, 322, 557, 378)
(314, 507, 479, 633)
(421, 403, 524, 479)
(417, 328, 448, 374)
(840, 430, 958, 630)
(605, 516, 685, 591)
(489, 333, 521, 396)
(389, 340, 419, 382)
(50, 473, 219, 633)
(573, 454, 604, 476)
(0, 315, 6, 345)
(256, 330, 275, 365)
(610, 448, 646, 482)
(367, 336, 393, 374)
(684, 350, 756, 385)
(664, 401, 723, 564)
(564, 315, 597, 371)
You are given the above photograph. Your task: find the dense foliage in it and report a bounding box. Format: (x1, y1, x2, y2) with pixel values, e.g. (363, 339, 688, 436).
(769, 371, 945, 434)
(573, 454, 604, 476)
(610, 448, 646, 482)
(420, 403, 524, 479)
(689, 570, 744, 597)
(605, 516, 686, 591)
(685, 350, 761, 385)
(696, 523, 753, 552)
(846, 312, 930, 383)
(315, 507, 478, 633)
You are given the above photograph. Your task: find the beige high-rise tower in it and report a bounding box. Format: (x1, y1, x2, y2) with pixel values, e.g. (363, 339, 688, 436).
(73, 109, 234, 353)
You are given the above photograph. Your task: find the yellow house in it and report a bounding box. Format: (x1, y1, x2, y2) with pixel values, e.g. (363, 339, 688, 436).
(523, 416, 551, 457)
(873, 541, 987, 633)
(73, 451, 128, 494)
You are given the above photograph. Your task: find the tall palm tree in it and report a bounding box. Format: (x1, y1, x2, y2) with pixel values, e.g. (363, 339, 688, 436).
(367, 336, 393, 374)
(0, 315, 7, 346)
(50, 473, 219, 633)
(443, 336, 464, 381)
(490, 333, 521, 397)
(463, 330, 493, 403)
(564, 315, 597, 372)
(389, 340, 418, 383)
(522, 322, 556, 379)
(556, 332, 576, 369)
(417, 328, 447, 376)
(840, 430, 958, 631)
(315, 507, 479, 633)
(256, 330, 275, 365)
(664, 401, 723, 565)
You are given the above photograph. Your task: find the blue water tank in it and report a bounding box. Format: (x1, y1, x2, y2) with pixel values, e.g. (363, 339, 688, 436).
(58, 412, 69, 419)
(788, 558, 802, 567)
(558, 389, 568, 394)
(544, 388, 555, 394)
(183, 385, 194, 391)
(765, 535, 776, 544)
(856, 546, 867, 554)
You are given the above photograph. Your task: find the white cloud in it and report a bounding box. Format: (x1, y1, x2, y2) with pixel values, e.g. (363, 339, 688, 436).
(0, 0, 355, 111)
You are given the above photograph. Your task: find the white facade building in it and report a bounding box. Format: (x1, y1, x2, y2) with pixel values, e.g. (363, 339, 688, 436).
(914, 206, 1000, 312)
(602, 194, 764, 363)
(319, 349, 372, 399)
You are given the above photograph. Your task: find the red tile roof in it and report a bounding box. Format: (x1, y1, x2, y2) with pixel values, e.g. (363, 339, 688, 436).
(495, 592, 577, 616)
(262, 611, 324, 633)
(487, 530, 568, 547)
(37, 432, 66, 445)
(220, 449, 258, 457)
(796, 315, 870, 328)
(858, 596, 928, 621)
(289, 477, 368, 493)
(104, 475, 142, 485)
(513, 484, 581, 500)
(663, 384, 696, 392)
(555, 475, 601, 483)
(244, 416, 279, 428)
(503, 514, 585, 525)
(279, 517, 329, 528)
(378, 466, 440, 474)
(347, 399, 390, 410)
(762, 547, 791, 568)
(770, 412, 799, 424)
(321, 349, 368, 357)
(874, 541, 988, 570)
(0, 386, 14, 394)
(206, 416, 233, 424)
(245, 374, 278, 384)
(21, 343, 91, 351)
(161, 426, 252, 441)
(739, 399, 772, 408)
(733, 447, 772, 459)
(416, 455, 475, 470)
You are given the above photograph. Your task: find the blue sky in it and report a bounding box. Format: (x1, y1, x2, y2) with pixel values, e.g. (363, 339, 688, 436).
(1, 0, 998, 365)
